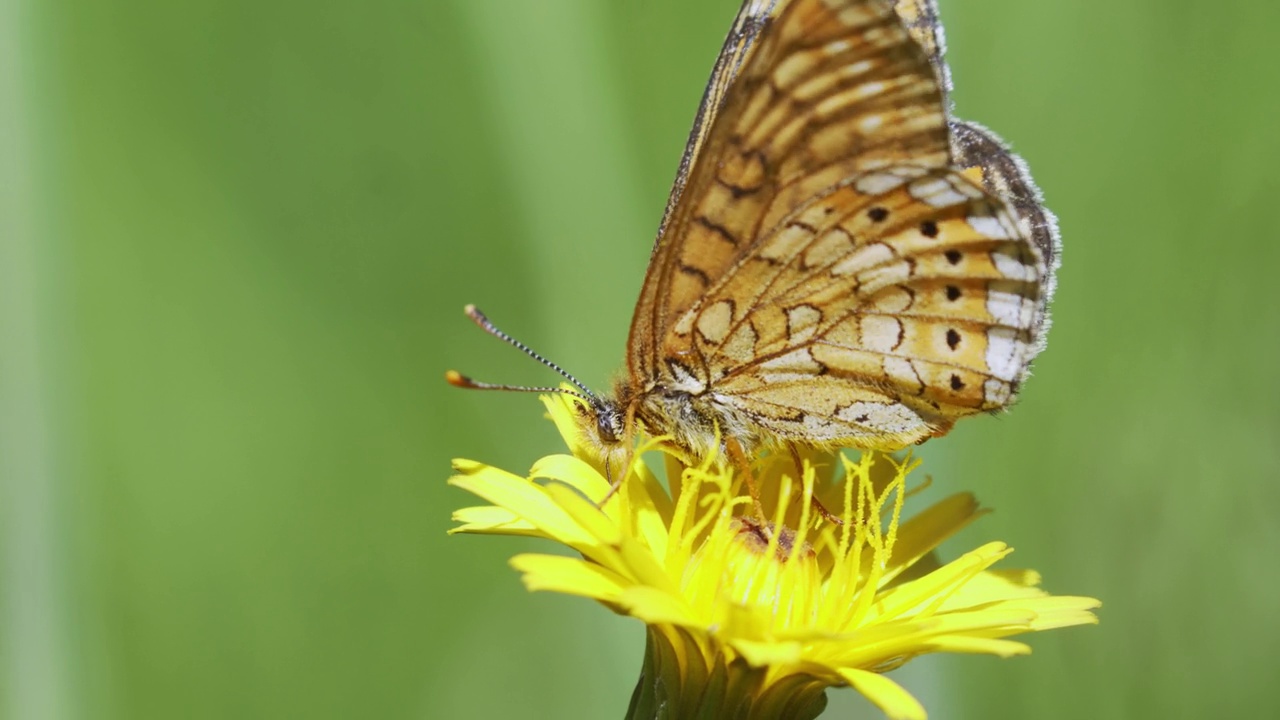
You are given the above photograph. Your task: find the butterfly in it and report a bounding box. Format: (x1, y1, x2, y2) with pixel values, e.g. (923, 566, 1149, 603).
(449, 0, 1059, 479)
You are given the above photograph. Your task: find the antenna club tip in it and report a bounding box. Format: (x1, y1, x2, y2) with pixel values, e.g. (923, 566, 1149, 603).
(444, 370, 471, 387)
(462, 303, 477, 315)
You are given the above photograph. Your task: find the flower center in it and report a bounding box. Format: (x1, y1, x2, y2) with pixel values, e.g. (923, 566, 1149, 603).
(732, 516, 813, 562)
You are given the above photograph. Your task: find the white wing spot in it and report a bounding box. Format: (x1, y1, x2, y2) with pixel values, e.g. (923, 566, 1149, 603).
(855, 172, 909, 195)
(830, 2, 879, 25)
(858, 114, 885, 134)
(883, 357, 922, 392)
(984, 377, 1012, 406)
(837, 401, 919, 433)
(985, 326, 1022, 381)
(760, 222, 814, 263)
(992, 244, 1034, 280)
(758, 348, 824, 384)
(721, 321, 759, 363)
(987, 281, 1032, 327)
(909, 176, 967, 208)
(824, 39, 854, 55)
(697, 300, 734, 344)
(845, 59, 873, 76)
(857, 260, 912, 289)
(860, 315, 902, 353)
(666, 359, 704, 391)
(870, 285, 914, 313)
(804, 230, 856, 268)
(786, 304, 823, 344)
(832, 242, 894, 276)
(674, 311, 695, 336)
(967, 213, 1013, 240)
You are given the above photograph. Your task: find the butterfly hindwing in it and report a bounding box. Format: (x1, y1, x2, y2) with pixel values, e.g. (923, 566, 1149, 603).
(890, 0, 1062, 317)
(949, 119, 1061, 318)
(703, 163, 1043, 448)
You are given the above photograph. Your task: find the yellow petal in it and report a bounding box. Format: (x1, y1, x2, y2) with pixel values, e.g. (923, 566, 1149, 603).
(827, 609, 1039, 668)
(511, 553, 628, 602)
(922, 636, 1031, 657)
(451, 432, 1103, 720)
(619, 585, 698, 627)
(449, 460, 598, 545)
(449, 505, 538, 535)
(880, 494, 987, 582)
(543, 483, 622, 546)
(530, 454, 610, 501)
(620, 459, 675, 556)
(871, 542, 1012, 621)
(542, 394, 594, 460)
(937, 569, 1048, 609)
(733, 638, 803, 667)
(838, 669, 926, 720)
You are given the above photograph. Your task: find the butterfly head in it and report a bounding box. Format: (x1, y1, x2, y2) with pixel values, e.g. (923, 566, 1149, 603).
(583, 394, 627, 446)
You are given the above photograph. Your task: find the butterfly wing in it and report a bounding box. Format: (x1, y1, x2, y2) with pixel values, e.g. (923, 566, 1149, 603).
(628, 0, 1052, 451)
(628, 0, 952, 385)
(629, 0, 778, 381)
(697, 163, 1044, 448)
(890, 0, 1062, 310)
(890, 0, 950, 92)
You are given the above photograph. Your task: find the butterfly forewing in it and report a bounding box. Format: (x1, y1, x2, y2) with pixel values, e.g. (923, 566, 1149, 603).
(630, 0, 950, 384)
(890, 0, 950, 92)
(631, 0, 779, 380)
(627, 0, 1052, 452)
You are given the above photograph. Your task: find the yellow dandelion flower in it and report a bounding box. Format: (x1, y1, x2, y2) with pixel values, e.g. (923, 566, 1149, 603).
(449, 394, 1100, 720)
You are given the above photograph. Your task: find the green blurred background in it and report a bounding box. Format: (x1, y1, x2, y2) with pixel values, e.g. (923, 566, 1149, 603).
(3, 0, 1277, 718)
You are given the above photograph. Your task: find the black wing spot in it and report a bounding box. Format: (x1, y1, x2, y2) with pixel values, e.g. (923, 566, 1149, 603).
(945, 249, 963, 265)
(679, 264, 711, 286)
(946, 328, 961, 350)
(920, 220, 939, 238)
(695, 215, 741, 247)
(950, 374, 965, 391)
(945, 285, 961, 301)
(715, 175, 761, 199)
(868, 206, 889, 222)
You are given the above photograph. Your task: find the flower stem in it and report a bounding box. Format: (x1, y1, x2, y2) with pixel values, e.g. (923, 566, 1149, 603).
(624, 627, 828, 720)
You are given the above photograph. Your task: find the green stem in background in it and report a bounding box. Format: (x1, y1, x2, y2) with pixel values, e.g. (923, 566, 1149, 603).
(0, 1, 76, 718)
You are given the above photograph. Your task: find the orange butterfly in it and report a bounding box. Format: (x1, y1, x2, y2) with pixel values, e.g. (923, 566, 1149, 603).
(449, 0, 1058, 484)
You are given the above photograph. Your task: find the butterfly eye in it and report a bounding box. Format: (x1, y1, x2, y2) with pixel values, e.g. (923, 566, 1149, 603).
(593, 402, 625, 445)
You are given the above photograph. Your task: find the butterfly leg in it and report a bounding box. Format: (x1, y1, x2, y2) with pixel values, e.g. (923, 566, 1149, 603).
(594, 449, 632, 509)
(724, 437, 767, 521)
(787, 444, 844, 527)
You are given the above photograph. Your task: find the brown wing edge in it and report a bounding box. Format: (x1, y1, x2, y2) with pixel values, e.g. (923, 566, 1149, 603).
(949, 118, 1062, 357)
(891, 0, 952, 97)
(627, 0, 781, 380)
(649, 1, 781, 252)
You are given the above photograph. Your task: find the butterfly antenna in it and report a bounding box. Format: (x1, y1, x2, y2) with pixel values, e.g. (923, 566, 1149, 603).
(446, 304, 598, 402)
